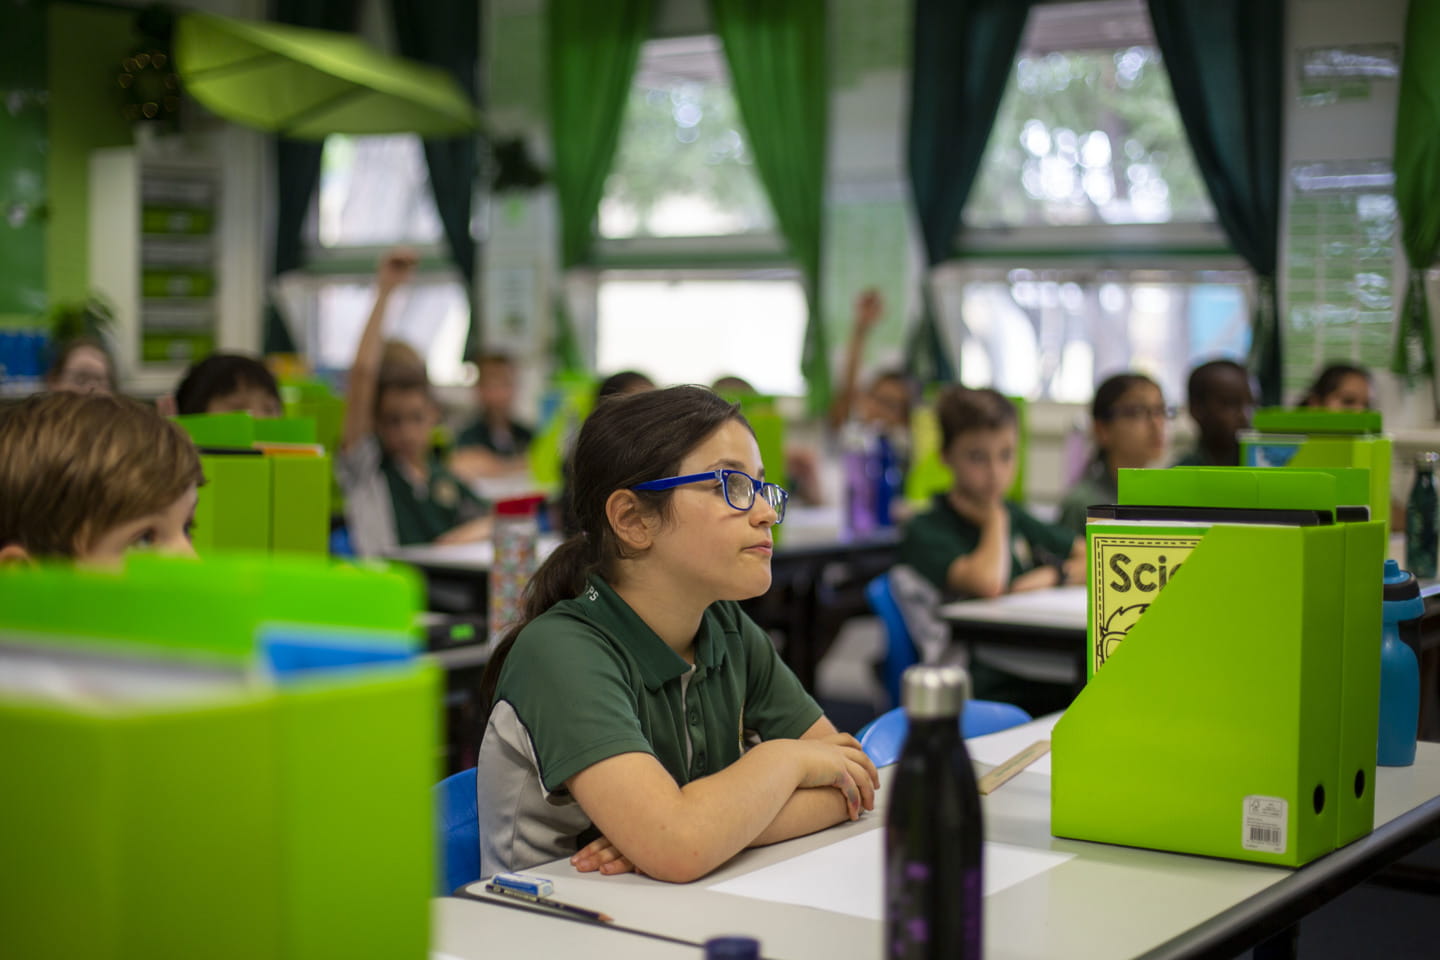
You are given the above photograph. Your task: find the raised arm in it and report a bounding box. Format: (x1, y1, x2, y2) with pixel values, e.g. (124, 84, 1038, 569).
(341, 249, 417, 453)
(565, 725, 878, 884)
(827, 289, 883, 431)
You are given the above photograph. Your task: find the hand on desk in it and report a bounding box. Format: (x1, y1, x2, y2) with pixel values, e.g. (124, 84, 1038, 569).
(792, 732, 880, 821)
(433, 515, 494, 545)
(571, 835, 644, 877)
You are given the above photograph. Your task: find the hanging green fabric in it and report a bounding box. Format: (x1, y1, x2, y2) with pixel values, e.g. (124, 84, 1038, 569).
(1393, 0, 1440, 400)
(1147, 0, 1284, 405)
(391, 0, 482, 360)
(709, 0, 830, 417)
(547, 0, 652, 270)
(265, 0, 360, 355)
(907, 0, 1032, 387)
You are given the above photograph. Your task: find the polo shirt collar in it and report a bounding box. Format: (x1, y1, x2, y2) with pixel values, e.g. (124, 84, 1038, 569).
(578, 575, 728, 691)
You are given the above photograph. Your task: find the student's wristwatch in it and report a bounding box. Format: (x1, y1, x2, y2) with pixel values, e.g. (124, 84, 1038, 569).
(1052, 561, 1069, 587)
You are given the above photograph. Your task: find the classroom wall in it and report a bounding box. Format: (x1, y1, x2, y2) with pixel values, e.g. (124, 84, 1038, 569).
(0, 0, 48, 330)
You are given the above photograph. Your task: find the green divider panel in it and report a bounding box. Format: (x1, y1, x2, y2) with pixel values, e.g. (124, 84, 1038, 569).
(1118, 465, 1365, 512)
(174, 411, 257, 449)
(271, 455, 332, 555)
(194, 454, 272, 554)
(1252, 407, 1382, 434)
(254, 416, 318, 444)
(528, 374, 596, 493)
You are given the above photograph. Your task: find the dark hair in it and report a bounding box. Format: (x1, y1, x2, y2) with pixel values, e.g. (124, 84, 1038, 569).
(479, 386, 749, 714)
(45, 337, 115, 391)
(935, 386, 1016, 451)
(597, 370, 656, 399)
(1186, 358, 1247, 410)
(1093, 373, 1159, 423)
(1302, 362, 1372, 407)
(174, 354, 280, 415)
(475, 351, 515, 370)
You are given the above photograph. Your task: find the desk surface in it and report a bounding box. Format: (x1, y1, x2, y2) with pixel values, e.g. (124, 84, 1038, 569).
(940, 585, 1089, 633)
(436, 716, 1440, 960)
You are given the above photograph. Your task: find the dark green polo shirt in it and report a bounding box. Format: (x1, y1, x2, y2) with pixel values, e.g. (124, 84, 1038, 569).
(456, 416, 534, 457)
(476, 574, 822, 875)
(380, 454, 487, 545)
(899, 494, 1076, 596)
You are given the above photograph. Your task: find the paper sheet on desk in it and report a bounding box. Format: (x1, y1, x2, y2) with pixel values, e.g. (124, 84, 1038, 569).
(965, 714, 1062, 776)
(707, 832, 1072, 921)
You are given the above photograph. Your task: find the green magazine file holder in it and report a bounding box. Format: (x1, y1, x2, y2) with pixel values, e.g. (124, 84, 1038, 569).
(0, 555, 434, 960)
(1053, 467, 1383, 865)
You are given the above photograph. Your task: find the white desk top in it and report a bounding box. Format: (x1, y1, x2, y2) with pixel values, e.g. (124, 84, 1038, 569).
(940, 585, 1089, 632)
(386, 535, 563, 573)
(435, 717, 1440, 960)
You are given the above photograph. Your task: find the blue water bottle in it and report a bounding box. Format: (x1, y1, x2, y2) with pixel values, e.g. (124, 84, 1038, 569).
(1379, 559, 1423, 767)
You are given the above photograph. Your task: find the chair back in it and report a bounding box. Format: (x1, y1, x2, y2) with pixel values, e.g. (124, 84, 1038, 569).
(434, 767, 480, 895)
(858, 701, 1034, 766)
(865, 573, 919, 707)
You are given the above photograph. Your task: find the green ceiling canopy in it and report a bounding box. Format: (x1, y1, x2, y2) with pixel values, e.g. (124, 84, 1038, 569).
(175, 11, 478, 139)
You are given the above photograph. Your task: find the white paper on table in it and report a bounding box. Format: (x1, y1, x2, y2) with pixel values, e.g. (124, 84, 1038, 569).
(707, 831, 1073, 921)
(966, 714, 1062, 775)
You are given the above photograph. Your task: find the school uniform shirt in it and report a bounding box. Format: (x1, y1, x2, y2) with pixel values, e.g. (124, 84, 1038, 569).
(1056, 458, 1117, 538)
(336, 434, 487, 557)
(900, 495, 1077, 685)
(456, 416, 534, 457)
(477, 574, 823, 877)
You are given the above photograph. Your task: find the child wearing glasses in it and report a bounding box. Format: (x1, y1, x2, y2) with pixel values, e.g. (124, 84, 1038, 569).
(1056, 373, 1171, 537)
(335, 249, 490, 556)
(476, 385, 879, 882)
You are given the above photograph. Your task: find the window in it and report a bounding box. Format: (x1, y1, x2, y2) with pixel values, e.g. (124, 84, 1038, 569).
(596, 271, 807, 395)
(295, 134, 473, 387)
(950, 0, 1245, 402)
(592, 35, 798, 394)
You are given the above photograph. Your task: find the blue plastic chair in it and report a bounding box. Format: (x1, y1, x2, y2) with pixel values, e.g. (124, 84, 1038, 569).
(858, 702, 1033, 766)
(866, 573, 919, 708)
(434, 767, 480, 895)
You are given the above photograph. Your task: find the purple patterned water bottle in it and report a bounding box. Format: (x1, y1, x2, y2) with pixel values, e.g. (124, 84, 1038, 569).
(884, 665, 983, 959)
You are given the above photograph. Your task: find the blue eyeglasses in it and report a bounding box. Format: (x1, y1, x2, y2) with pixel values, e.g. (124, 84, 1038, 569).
(632, 469, 788, 524)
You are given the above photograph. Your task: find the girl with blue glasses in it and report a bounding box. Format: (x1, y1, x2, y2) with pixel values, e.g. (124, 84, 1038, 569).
(476, 385, 877, 882)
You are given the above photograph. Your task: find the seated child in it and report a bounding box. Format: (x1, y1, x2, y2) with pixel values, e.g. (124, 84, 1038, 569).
(45, 337, 115, 396)
(174, 353, 284, 418)
(449, 351, 534, 482)
(899, 386, 1083, 715)
(1173, 358, 1254, 467)
(1056, 373, 1170, 537)
(337, 250, 489, 556)
(0, 392, 201, 565)
(477, 385, 878, 881)
(1301, 362, 1374, 410)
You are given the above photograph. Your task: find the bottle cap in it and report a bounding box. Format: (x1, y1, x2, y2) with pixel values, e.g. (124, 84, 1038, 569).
(704, 936, 761, 960)
(494, 494, 546, 517)
(901, 664, 970, 719)
(1416, 451, 1439, 470)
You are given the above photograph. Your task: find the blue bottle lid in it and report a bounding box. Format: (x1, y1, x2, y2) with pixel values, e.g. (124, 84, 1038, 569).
(1382, 559, 1425, 622)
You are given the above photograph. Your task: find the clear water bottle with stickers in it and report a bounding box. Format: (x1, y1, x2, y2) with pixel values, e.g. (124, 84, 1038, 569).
(885, 665, 983, 959)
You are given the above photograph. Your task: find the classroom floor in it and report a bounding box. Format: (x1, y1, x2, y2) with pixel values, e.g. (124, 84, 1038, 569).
(811, 617, 1440, 960)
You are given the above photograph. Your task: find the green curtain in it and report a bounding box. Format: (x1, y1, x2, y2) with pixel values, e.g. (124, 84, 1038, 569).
(906, 0, 1031, 387)
(1393, 0, 1440, 404)
(391, 0, 481, 360)
(710, 0, 830, 416)
(1148, 0, 1284, 405)
(547, 0, 652, 270)
(265, 0, 360, 354)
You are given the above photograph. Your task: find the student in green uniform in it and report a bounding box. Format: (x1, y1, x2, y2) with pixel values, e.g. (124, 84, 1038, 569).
(1056, 373, 1170, 536)
(173, 353, 284, 419)
(449, 352, 535, 483)
(899, 386, 1083, 714)
(1173, 358, 1254, 467)
(476, 386, 879, 882)
(336, 250, 490, 557)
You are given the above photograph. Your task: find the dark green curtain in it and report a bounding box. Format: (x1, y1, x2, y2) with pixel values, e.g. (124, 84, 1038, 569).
(391, 0, 482, 359)
(265, 0, 360, 354)
(547, 0, 652, 270)
(710, 0, 830, 416)
(906, 0, 1031, 387)
(1148, 0, 1284, 405)
(1393, 0, 1440, 406)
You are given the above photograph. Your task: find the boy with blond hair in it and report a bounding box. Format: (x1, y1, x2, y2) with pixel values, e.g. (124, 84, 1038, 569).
(0, 392, 203, 564)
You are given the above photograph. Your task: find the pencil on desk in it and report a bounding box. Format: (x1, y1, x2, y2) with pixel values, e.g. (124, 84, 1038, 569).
(483, 882, 615, 923)
(977, 740, 1050, 795)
